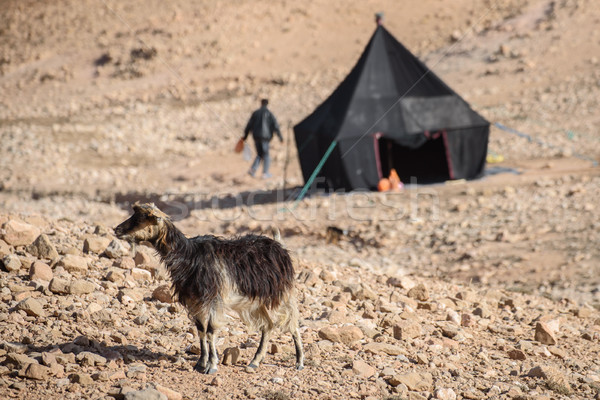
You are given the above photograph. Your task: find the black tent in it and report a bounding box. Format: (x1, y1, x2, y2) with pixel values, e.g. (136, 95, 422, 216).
(294, 24, 490, 191)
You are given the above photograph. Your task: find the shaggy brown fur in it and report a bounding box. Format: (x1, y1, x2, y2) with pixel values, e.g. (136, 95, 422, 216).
(114, 203, 304, 374)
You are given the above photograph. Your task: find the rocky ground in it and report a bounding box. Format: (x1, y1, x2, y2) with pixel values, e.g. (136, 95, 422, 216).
(1, 0, 600, 399)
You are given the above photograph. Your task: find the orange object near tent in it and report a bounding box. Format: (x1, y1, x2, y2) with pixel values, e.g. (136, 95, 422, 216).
(377, 178, 391, 192)
(234, 138, 244, 153)
(388, 169, 401, 192)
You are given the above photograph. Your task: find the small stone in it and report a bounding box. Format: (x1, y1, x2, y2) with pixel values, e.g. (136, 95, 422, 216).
(392, 372, 433, 392)
(318, 325, 363, 344)
(152, 285, 174, 303)
(407, 284, 429, 301)
(29, 261, 53, 281)
(473, 305, 492, 319)
(134, 314, 149, 325)
(547, 346, 567, 359)
(114, 256, 136, 270)
(69, 279, 95, 295)
(118, 288, 145, 303)
(21, 363, 51, 380)
(222, 347, 241, 365)
(434, 388, 457, 400)
(106, 269, 126, 283)
(76, 351, 107, 366)
(1, 219, 41, 246)
(134, 248, 158, 267)
(104, 239, 128, 258)
(15, 297, 45, 317)
(124, 388, 167, 400)
(57, 254, 89, 274)
(155, 384, 183, 400)
(26, 234, 59, 260)
(446, 309, 460, 325)
(5, 353, 37, 369)
(535, 322, 557, 345)
(461, 313, 474, 327)
(388, 276, 416, 290)
(131, 267, 152, 281)
(352, 360, 376, 378)
(210, 376, 222, 386)
(83, 236, 111, 255)
(49, 277, 70, 294)
(507, 348, 526, 360)
(2, 254, 21, 272)
(363, 342, 404, 356)
(393, 321, 422, 340)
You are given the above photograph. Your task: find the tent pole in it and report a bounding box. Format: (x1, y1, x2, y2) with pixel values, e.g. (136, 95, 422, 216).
(282, 120, 292, 190)
(293, 140, 338, 208)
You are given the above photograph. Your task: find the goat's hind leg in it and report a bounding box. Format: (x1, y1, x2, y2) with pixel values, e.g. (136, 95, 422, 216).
(248, 327, 272, 369)
(248, 306, 273, 369)
(193, 319, 209, 373)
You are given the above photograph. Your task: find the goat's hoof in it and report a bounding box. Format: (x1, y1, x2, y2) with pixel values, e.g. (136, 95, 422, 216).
(193, 361, 207, 372)
(295, 364, 304, 371)
(206, 368, 218, 375)
(245, 364, 258, 373)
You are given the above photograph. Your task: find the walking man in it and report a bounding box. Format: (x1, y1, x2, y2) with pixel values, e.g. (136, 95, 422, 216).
(242, 98, 283, 178)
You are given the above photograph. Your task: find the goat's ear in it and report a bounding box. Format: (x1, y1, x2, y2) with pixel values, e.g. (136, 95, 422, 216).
(132, 201, 142, 212)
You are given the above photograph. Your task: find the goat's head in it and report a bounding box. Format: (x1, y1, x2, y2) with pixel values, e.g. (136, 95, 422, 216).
(114, 202, 170, 243)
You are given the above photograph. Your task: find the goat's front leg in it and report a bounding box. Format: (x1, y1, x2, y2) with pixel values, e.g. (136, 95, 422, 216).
(248, 328, 271, 369)
(204, 321, 219, 374)
(193, 319, 209, 373)
(291, 327, 304, 370)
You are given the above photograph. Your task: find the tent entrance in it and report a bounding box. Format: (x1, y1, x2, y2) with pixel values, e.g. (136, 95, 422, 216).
(376, 134, 451, 184)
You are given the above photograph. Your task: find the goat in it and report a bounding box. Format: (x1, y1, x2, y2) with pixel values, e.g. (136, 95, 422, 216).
(114, 202, 304, 374)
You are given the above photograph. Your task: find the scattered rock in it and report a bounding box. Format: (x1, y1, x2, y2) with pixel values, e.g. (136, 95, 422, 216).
(352, 360, 376, 378)
(393, 321, 422, 340)
(49, 277, 70, 294)
(29, 261, 53, 281)
(155, 384, 183, 400)
(26, 234, 59, 260)
(57, 254, 89, 274)
(391, 372, 433, 392)
(222, 347, 241, 365)
(2, 254, 21, 272)
(69, 279, 95, 295)
(434, 388, 457, 400)
(507, 348, 526, 360)
(20, 363, 51, 380)
(15, 297, 45, 317)
(318, 325, 364, 344)
(70, 373, 94, 385)
(83, 236, 111, 254)
(407, 284, 429, 301)
(152, 285, 174, 304)
(104, 239, 128, 259)
(1, 220, 40, 246)
(124, 388, 167, 400)
(363, 342, 404, 356)
(535, 322, 557, 345)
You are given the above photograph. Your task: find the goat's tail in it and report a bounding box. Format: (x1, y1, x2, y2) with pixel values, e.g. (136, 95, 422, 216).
(271, 226, 282, 243)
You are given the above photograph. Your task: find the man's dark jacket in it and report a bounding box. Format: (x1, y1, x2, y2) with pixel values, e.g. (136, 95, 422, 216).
(243, 106, 282, 141)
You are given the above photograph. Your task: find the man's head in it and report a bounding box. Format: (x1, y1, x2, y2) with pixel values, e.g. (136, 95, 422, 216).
(261, 98, 269, 107)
